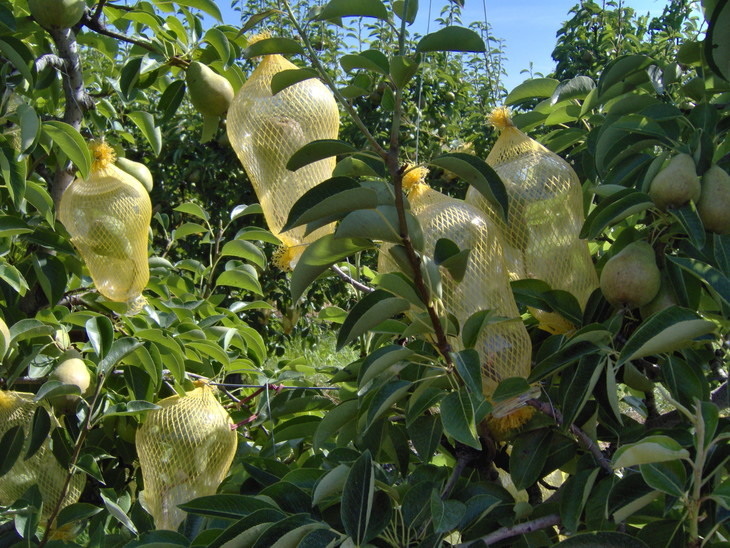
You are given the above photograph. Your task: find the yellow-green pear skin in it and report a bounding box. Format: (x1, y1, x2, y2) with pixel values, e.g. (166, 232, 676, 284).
(116, 157, 153, 193)
(649, 153, 701, 210)
(600, 241, 661, 308)
(49, 357, 91, 412)
(639, 274, 677, 319)
(185, 62, 234, 117)
(697, 165, 730, 234)
(28, 0, 86, 29)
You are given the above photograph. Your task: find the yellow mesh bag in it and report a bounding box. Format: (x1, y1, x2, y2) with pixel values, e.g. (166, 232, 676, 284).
(227, 43, 339, 270)
(379, 171, 532, 396)
(136, 384, 238, 530)
(465, 108, 598, 332)
(58, 143, 151, 310)
(0, 391, 84, 517)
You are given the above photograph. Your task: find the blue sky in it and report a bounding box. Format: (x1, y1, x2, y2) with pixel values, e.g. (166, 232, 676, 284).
(217, 1, 686, 92)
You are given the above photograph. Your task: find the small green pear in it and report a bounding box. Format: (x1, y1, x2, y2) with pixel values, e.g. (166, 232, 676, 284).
(649, 153, 701, 210)
(185, 62, 234, 117)
(600, 241, 661, 308)
(50, 357, 91, 412)
(28, 0, 86, 30)
(696, 165, 730, 234)
(116, 157, 153, 193)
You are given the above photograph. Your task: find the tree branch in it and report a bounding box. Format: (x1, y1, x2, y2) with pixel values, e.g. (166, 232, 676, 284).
(528, 399, 613, 475)
(331, 265, 374, 293)
(80, 11, 160, 55)
(456, 513, 561, 547)
(34, 54, 65, 72)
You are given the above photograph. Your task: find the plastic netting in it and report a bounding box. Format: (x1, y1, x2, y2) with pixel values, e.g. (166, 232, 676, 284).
(227, 52, 339, 268)
(465, 110, 597, 330)
(136, 384, 237, 531)
(379, 184, 532, 396)
(0, 391, 84, 517)
(58, 143, 151, 309)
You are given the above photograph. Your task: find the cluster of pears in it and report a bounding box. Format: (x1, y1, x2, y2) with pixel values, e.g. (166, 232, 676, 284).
(649, 153, 730, 234)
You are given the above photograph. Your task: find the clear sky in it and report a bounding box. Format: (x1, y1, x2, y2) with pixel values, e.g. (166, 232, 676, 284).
(217, 1, 685, 92)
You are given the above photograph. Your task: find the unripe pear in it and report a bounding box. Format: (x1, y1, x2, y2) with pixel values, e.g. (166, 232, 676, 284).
(116, 157, 153, 193)
(28, 0, 86, 30)
(696, 165, 730, 234)
(649, 153, 701, 210)
(185, 62, 234, 117)
(600, 241, 661, 308)
(50, 357, 91, 412)
(639, 274, 677, 319)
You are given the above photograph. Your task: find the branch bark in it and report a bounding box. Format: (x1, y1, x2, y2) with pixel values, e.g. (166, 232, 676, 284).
(456, 513, 561, 547)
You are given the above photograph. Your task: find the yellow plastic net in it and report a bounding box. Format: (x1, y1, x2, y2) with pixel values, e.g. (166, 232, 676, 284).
(58, 143, 151, 310)
(227, 46, 340, 270)
(0, 391, 84, 518)
(465, 108, 597, 332)
(379, 172, 532, 396)
(136, 384, 238, 531)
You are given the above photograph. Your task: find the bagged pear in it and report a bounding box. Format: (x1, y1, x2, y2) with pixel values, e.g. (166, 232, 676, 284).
(227, 36, 339, 269)
(58, 142, 151, 311)
(379, 168, 532, 397)
(0, 391, 84, 517)
(136, 384, 237, 531)
(465, 108, 597, 333)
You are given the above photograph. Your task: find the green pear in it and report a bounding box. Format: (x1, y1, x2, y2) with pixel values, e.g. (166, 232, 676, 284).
(697, 165, 730, 234)
(649, 153, 701, 210)
(50, 356, 91, 412)
(116, 157, 153, 193)
(28, 0, 86, 30)
(639, 273, 677, 319)
(185, 62, 234, 117)
(600, 241, 660, 308)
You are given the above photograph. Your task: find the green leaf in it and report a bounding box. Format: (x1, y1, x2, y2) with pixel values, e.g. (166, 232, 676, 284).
(341, 450, 375, 544)
(99, 337, 143, 375)
(506, 78, 559, 106)
(86, 316, 114, 359)
(461, 310, 506, 349)
(554, 532, 650, 547)
(271, 68, 318, 95)
(17, 103, 40, 155)
(336, 290, 409, 349)
(158, 80, 186, 121)
(560, 468, 600, 534)
(178, 495, 278, 520)
(31, 254, 66, 306)
(491, 377, 532, 403)
(291, 234, 373, 302)
(669, 203, 706, 249)
(340, 50, 389, 75)
(0, 37, 34, 86)
(220, 240, 266, 270)
(612, 435, 690, 469)
(598, 55, 653, 94)
(551, 75, 595, 105)
(416, 26, 486, 53)
(336, 206, 424, 251)
(43, 121, 92, 179)
(407, 415, 442, 462)
(390, 55, 420, 89)
(359, 345, 414, 389)
(283, 177, 376, 231)
(704, 0, 730, 80)
(216, 268, 263, 296)
(172, 222, 207, 240)
(510, 427, 552, 490)
(175, 0, 223, 21)
(240, 9, 283, 34)
(640, 461, 686, 497)
(35, 380, 81, 403)
(666, 256, 730, 307)
(313, 399, 358, 451)
(204, 28, 231, 65)
(440, 388, 479, 449)
(618, 306, 716, 365)
(127, 111, 162, 156)
(430, 490, 466, 533)
(429, 153, 508, 222)
(174, 202, 210, 222)
(453, 349, 483, 395)
(99, 491, 137, 534)
(312, 464, 350, 507)
(560, 354, 604, 428)
(434, 238, 470, 282)
(580, 189, 653, 240)
(56, 503, 104, 528)
(25, 406, 50, 460)
(317, 0, 389, 21)
(711, 476, 730, 510)
(393, 0, 418, 23)
(0, 425, 23, 477)
(0, 144, 27, 208)
(287, 139, 358, 171)
(243, 37, 304, 59)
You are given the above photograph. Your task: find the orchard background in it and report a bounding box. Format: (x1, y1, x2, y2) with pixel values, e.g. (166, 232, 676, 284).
(0, 0, 729, 546)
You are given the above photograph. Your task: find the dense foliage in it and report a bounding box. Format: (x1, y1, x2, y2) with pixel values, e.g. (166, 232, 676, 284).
(0, 0, 728, 546)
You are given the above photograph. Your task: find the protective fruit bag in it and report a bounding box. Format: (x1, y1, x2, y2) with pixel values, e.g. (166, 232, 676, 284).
(58, 142, 151, 312)
(378, 168, 532, 399)
(465, 108, 597, 334)
(136, 383, 237, 530)
(0, 391, 84, 517)
(227, 37, 339, 270)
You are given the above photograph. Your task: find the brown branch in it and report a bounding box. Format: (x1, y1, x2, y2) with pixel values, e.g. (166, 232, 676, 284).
(80, 11, 160, 55)
(456, 514, 561, 547)
(528, 399, 613, 475)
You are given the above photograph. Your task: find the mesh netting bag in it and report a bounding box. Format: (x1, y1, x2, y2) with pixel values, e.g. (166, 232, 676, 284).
(136, 383, 238, 530)
(58, 142, 151, 312)
(465, 108, 597, 334)
(227, 37, 340, 270)
(0, 391, 84, 517)
(379, 168, 532, 397)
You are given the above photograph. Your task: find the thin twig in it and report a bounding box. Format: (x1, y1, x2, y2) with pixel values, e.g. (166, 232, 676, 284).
(528, 399, 613, 475)
(455, 514, 561, 547)
(331, 265, 374, 293)
(80, 12, 160, 55)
